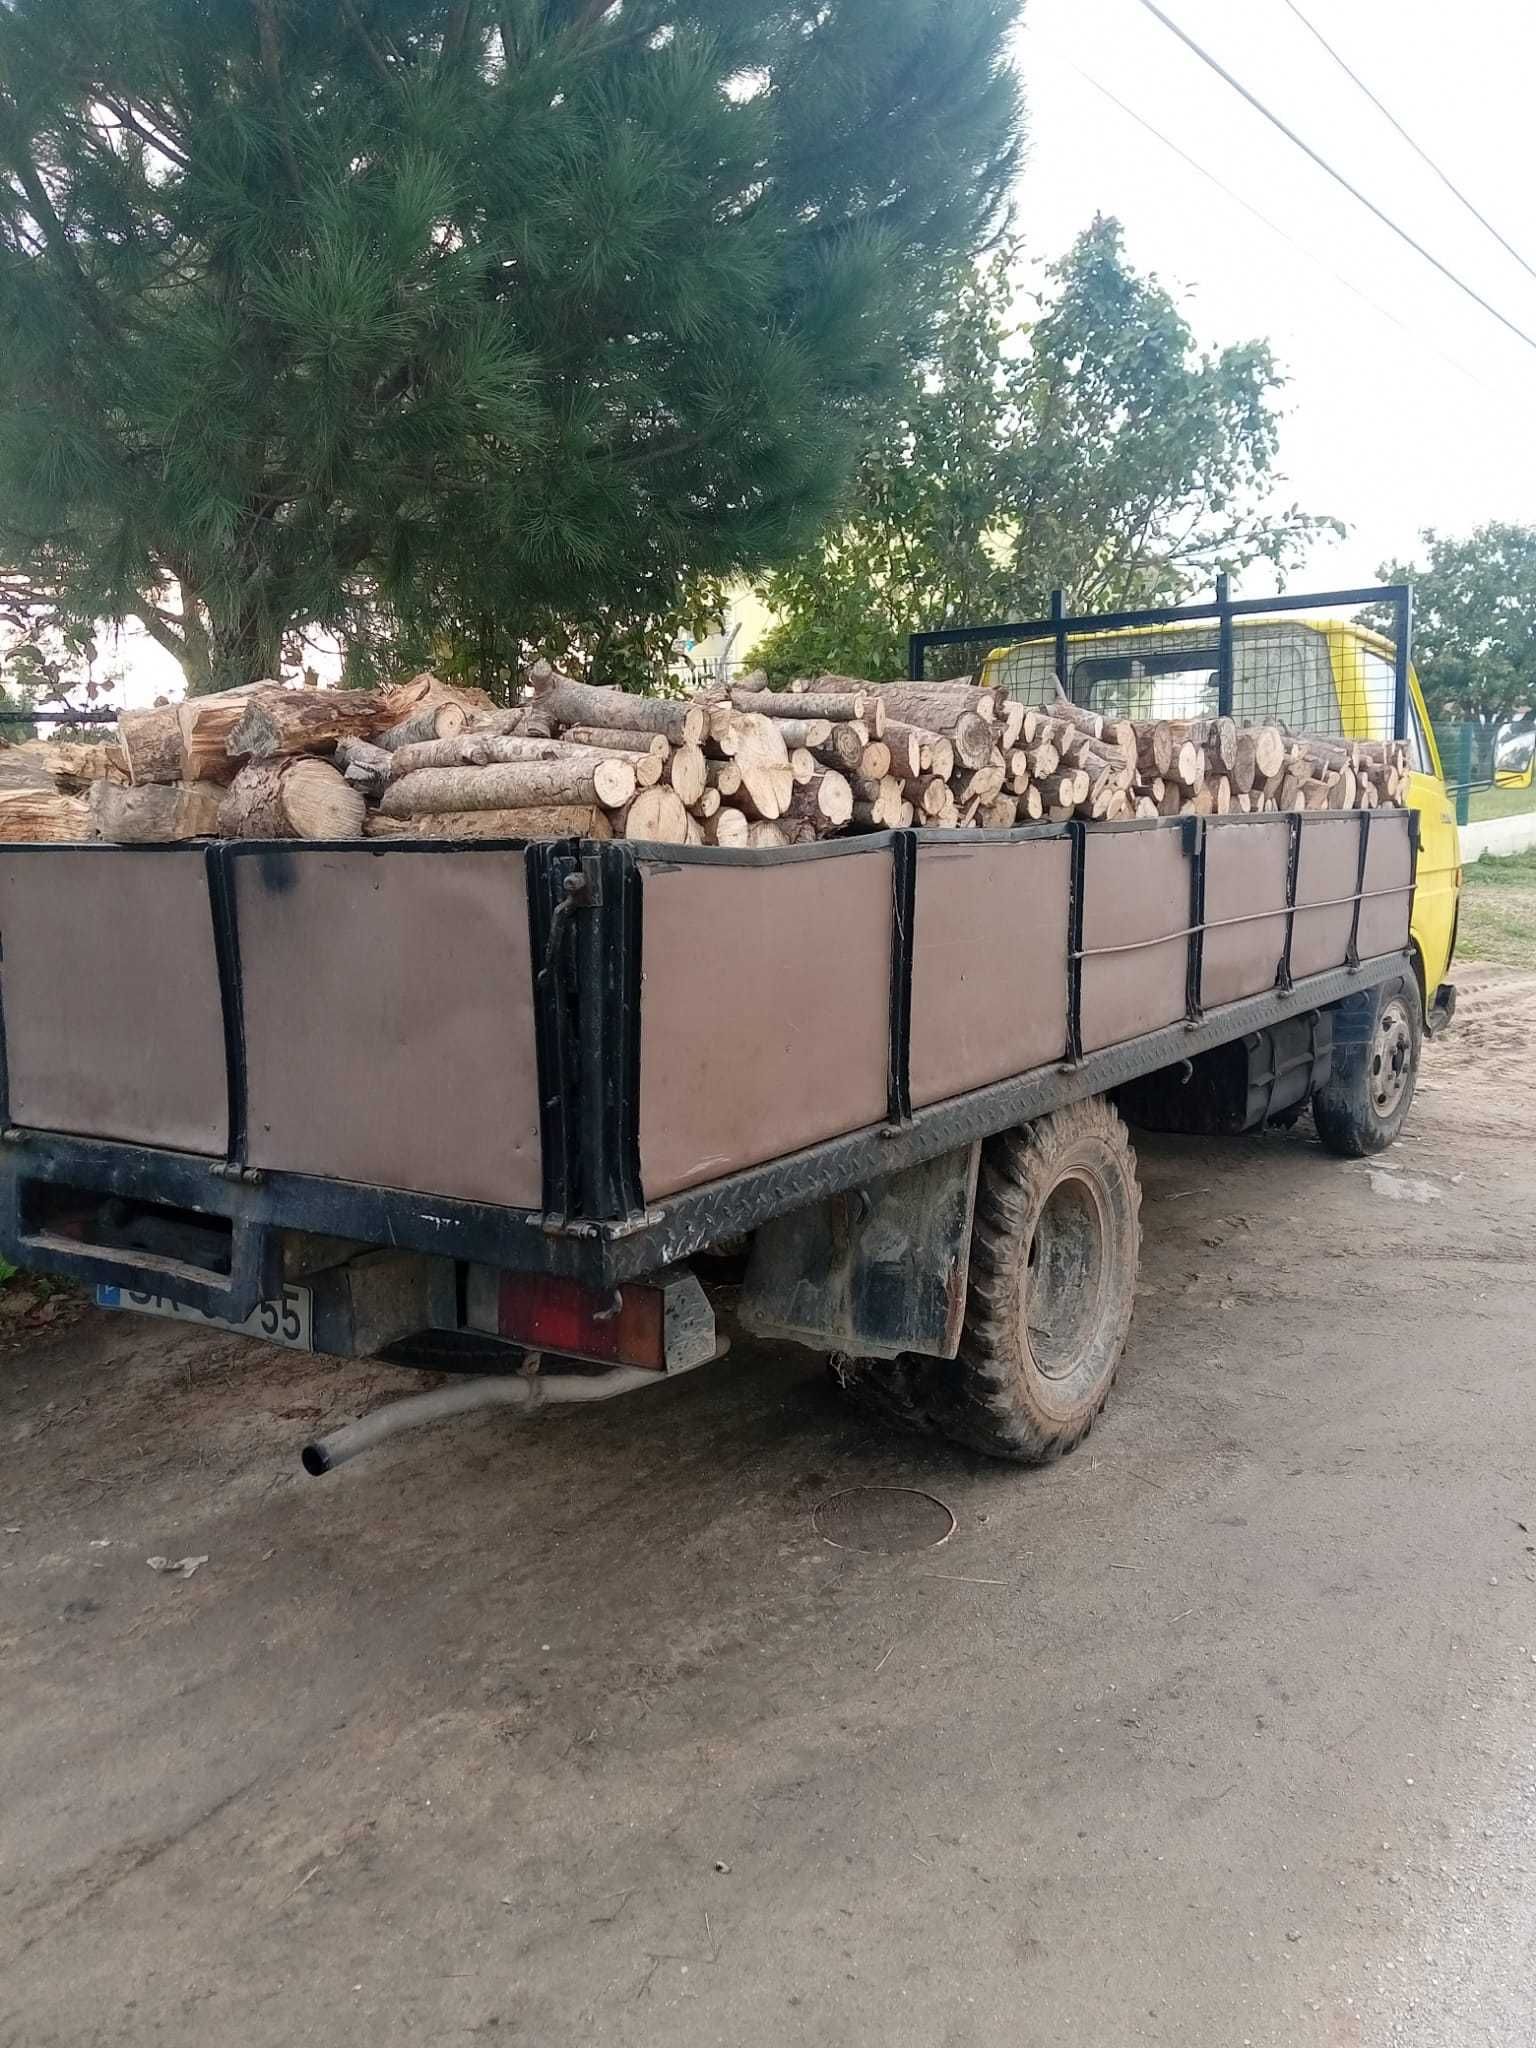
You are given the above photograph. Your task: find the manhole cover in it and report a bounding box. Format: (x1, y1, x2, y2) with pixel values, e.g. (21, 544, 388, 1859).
(813, 1485, 956, 1554)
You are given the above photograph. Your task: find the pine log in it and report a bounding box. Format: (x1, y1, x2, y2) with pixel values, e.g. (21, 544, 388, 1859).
(787, 769, 853, 830)
(89, 778, 224, 843)
(733, 686, 877, 732)
(1134, 721, 1175, 777)
(379, 672, 499, 724)
(705, 759, 743, 797)
(1172, 741, 1204, 792)
(119, 704, 185, 785)
(665, 743, 708, 807)
(811, 724, 864, 774)
(528, 662, 705, 746)
(1253, 725, 1287, 778)
(767, 717, 833, 751)
(788, 747, 815, 785)
(729, 714, 794, 821)
(175, 685, 268, 780)
(561, 725, 669, 757)
(693, 786, 722, 820)
(999, 699, 1025, 750)
(464, 707, 546, 738)
(219, 759, 365, 840)
(366, 805, 614, 841)
(223, 686, 389, 760)
(0, 786, 93, 839)
(387, 733, 661, 788)
(955, 762, 1005, 806)
(905, 773, 950, 818)
(380, 756, 636, 818)
(881, 723, 929, 780)
(859, 741, 892, 781)
(1025, 742, 1060, 779)
(705, 806, 751, 847)
(1019, 785, 1045, 822)
(858, 689, 992, 762)
(374, 702, 470, 751)
(615, 786, 690, 843)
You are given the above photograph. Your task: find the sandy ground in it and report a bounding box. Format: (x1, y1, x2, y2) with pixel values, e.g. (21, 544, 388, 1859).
(3, 968, 1535, 2048)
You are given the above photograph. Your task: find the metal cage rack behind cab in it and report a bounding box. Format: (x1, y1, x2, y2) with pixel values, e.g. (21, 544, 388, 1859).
(908, 579, 1414, 747)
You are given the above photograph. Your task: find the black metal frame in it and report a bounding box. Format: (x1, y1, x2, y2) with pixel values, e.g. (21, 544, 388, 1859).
(0, 810, 1417, 1305)
(908, 581, 1415, 744)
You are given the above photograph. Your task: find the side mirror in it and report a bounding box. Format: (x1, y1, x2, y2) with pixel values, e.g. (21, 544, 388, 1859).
(1494, 719, 1536, 789)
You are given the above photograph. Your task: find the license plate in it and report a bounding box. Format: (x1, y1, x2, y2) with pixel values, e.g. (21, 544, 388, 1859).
(95, 1282, 313, 1350)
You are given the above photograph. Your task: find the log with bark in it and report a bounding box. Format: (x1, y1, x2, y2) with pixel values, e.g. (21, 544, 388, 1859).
(90, 778, 225, 843)
(225, 686, 391, 761)
(0, 787, 94, 840)
(529, 661, 706, 746)
(119, 704, 186, 785)
(364, 805, 614, 841)
(176, 684, 268, 780)
(218, 760, 366, 840)
(379, 756, 638, 818)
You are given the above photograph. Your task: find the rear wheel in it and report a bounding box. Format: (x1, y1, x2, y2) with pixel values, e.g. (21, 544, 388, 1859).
(833, 1097, 1141, 1463)
(1312, 980, 1422, 1157)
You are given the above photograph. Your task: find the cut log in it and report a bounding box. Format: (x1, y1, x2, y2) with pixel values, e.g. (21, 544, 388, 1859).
(704, 805, 750, 847)
(374, 702, 469, 751)
(665, 744, 707, 808)
(787, 769, 853, 831)
(693, 786, 722, 821)
(766, 717, 833, 751)
(1253, 725, 1287, 779)
(979, 794, 1020, 829)
(705, 759, 742, 797)
(1231, 731, 1258, 796)
(561, 725, 669, 757)
(881, 723, 928, 780)
(1019, 785, 1044, 822)
(364, 805, 613, 841)
(380, 756, 636, 818)
(1172, 741, 1204, 792)
(732, 686, 876, 732)
(0, 786, 93, 839)
(528, 661, 705, 746)
(729, 714, 794, 821)
(218, 759, 365, 840)
(176, 685, 268, 780)
(684, 814, 706, 846)
(746, 821, 790, 850)
(905, 773, 950, 818)
(1025, 742, 1060, 780)
(89, 778, 224, 843)
(119, 704, 186, 785)
(615, 786, 690, 844)
(859, 741, 892, 782)
(333, 736, 394, 802)
(225, 686, 389, 760)
(955, 762, 1005, 806)
(858, 689, 991, 764)
(464, 707, 545, 738)
(811, 724, 864, 774)
(1134, 721, 1174, 777)
(8, 739, 128, 790)
(387, 733, 660, 788)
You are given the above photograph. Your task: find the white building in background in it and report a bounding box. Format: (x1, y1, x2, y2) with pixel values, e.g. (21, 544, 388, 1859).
(671, 584, 779, 688)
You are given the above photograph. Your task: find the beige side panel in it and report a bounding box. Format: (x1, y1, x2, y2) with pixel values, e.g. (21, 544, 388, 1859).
(238, 848, 541, 1207)
(1201, 818, 1290, 1009)
(638, 853, 892, 1199)
(0, 849, 227, 1153)
(910, 837, 1070, 1108)
(1079, 827, 1191, 1052)
(1292, 815, 1361, 980)
(1356, 811, 1414, 961)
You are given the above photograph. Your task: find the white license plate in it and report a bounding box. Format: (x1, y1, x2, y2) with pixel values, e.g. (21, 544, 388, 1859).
(95, 1282, 313, 1350)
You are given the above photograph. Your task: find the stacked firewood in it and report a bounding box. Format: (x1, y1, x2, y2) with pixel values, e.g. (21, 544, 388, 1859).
(0, 665, 1410, 847)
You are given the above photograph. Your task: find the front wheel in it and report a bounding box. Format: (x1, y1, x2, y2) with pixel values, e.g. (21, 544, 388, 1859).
(833, 1098, 1141, 1463)
(1313, 979, 1422, 1157)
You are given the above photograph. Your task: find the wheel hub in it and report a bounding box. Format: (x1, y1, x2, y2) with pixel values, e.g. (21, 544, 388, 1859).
(1025, 1170, 1108, 1379)
(1369, 999, 1413, 1117)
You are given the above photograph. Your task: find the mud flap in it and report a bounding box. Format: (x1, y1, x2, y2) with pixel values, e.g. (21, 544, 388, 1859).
(738, 1142, 980, 1361)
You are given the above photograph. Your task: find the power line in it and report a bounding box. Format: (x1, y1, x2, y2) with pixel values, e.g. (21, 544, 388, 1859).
(1054, 52, 1490, 392)
(1135, 0, 1536, 359)
(1277, 0, 1536, 288)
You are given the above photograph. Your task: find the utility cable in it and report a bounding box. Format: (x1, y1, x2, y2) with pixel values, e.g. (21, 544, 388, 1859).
(1277, 0, 1536, 288)
(1135, 0, 1536, 358)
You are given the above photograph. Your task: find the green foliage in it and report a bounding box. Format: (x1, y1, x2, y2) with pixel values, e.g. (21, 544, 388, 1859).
(0, 0, 1022, 693)
(750, 221, 1341, 681)
(1377, 524, 1536, 726)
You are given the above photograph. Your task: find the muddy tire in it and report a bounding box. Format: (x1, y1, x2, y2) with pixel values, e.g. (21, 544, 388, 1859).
(1313, 980, 1422, 1158)
(833, 1098, 1142, 1464)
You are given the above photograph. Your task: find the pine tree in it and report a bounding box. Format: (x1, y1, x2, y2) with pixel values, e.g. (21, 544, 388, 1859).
(0, 0, 1022, 691)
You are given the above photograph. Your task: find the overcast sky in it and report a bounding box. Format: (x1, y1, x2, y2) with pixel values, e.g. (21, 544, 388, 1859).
(1015, 0, 1536, 589)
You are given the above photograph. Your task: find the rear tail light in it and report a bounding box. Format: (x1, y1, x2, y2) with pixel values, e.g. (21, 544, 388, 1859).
(465, 1264, 717, 1374)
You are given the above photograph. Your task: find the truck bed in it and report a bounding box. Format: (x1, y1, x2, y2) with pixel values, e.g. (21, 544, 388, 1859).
(0, 811, 1416, 1311)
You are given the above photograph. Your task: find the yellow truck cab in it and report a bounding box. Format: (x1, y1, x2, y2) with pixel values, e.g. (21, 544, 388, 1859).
(970, 599, 1460, 1029)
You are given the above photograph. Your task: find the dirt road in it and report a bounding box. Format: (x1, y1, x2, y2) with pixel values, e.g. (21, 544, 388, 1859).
(3, 971, 1535, 2048)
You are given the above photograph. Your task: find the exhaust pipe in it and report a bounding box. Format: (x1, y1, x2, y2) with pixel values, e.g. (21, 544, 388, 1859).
(300, 1364, 661, 1476)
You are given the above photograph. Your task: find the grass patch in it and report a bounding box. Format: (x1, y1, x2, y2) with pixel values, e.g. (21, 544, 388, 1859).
(1458, 850, 1536, 966)
(1465, 783, 1536, 822)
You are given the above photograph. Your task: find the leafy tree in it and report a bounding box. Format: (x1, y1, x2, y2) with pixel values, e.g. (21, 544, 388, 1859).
(750, 220, 1341, 680)
(0, 0, 1022, 693)
(1377, 525, 1536, 729)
